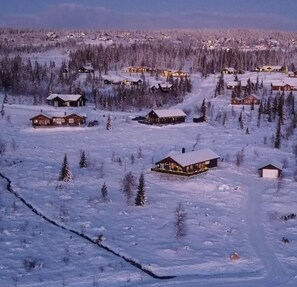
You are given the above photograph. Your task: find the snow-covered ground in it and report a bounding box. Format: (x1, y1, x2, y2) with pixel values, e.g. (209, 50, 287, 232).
(1, 71, 297, 286)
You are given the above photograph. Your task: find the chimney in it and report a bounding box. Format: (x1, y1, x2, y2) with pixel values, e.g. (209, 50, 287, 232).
(182, 147, 185, 154)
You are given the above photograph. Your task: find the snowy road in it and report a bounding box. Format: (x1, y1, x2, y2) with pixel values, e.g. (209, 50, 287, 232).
(244, 178, 289, 286)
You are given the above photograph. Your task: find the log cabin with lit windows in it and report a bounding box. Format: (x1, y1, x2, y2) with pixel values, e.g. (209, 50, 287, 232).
(145, 109, 186, 125)
(30, 114, 52, 127)
(231, 95, 260, 105)
(151, 148, 220, 176)
(271, 82, 296, 91)
(30, 112, 86, 127)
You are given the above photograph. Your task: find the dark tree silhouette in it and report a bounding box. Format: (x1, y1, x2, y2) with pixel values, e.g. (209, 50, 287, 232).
(59, 154, 73, 182)
(135, 173, 146, 206)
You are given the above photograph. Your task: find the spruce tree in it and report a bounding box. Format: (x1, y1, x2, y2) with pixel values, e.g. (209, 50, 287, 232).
(79, 151, 88, 168)
(101, 182, 108, 202)
(238, 112, 244, 129)
(274, 117, 281, 149)
(200, 98, 207, 121)
(59, 154, 73, 182)
(106, 114, 112, 130)
(0, 104, 4, 118)
(135, 173, 146, 206)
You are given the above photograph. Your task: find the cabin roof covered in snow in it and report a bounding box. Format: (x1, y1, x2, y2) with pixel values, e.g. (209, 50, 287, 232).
(30, 111, 87, 119)
(150, 109, 186, 118)
(166, 148, 220, 167)
(46, 94, 82, 101)
(258, 161, 284, 171)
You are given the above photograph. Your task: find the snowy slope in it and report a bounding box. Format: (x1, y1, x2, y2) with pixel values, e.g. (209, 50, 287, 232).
(1, 71, 297, 286)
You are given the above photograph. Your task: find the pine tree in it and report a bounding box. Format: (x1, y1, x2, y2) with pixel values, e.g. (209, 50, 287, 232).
(59, 154, 73, 182)
(106, 114, 112, 130)
(79, 151, 88, 168)
(278, 93, 285, 125)
(0, 104, 5, 118)
(135, 173, 146, 206)
(238, 112, 244, 129)
(101, 182, 108, 202)
(200, 98, 207, 121)
(274, 117, 281, 149)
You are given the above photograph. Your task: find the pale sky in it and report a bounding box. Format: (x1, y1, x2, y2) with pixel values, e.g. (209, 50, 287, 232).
(0, 0, 296, 31)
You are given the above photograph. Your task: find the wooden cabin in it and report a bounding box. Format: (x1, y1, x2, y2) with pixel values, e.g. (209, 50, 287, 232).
(78, 65, 94, 73)
(124, 66, 152, 73)
(64, 113, 86, 126)
(161, 69, 172, 77)
(222, 67, 237, 74)
(171, 70, 189, 77)
(288, 71, 297, 78)
(271, 82, 296, 91)
(226, 81, 248, 90)
(242, 95, 260, 105)
(256, 65, 284, 73)
(30, 114, 52, 127)
(226, 81, 239, 90)
(150, 83, 173, 93)
(146, 109, 186, 125)
(258, 162, 283, 178)
(231, 97, 242, 105)
(151, 148, 220, 176)
(46, 94, 87, 107)
(231, 95, 260, 105)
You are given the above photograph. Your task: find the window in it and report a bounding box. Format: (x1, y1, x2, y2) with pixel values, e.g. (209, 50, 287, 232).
(68, 118, 74, 124)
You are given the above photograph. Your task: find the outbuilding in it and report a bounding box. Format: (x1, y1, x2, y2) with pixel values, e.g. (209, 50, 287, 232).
(258, 162, 283, 178)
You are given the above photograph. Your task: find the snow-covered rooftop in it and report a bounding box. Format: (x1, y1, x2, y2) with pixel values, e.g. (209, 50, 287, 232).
(258, 161, 284, 170)
(152, 109, 186, 118)
(169, 148, 220, 167)
(46, 94, 82, 101)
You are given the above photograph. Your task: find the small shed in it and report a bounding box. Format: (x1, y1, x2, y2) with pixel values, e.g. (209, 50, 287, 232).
(258, 162, 283, 178)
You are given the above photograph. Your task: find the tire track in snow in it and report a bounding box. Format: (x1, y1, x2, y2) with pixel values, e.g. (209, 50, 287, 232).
(0, 172, 175, 281)
(244, 178, 289, 285)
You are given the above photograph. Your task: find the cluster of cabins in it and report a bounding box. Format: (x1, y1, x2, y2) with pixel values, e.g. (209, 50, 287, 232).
(137, 108, 283, 179)
(222, 66, 286, 75)
(30, 92, 284, 180)
(30, 112, 86, 127)
(123, 66, 189, 78)
(30, 93, 87, 127)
